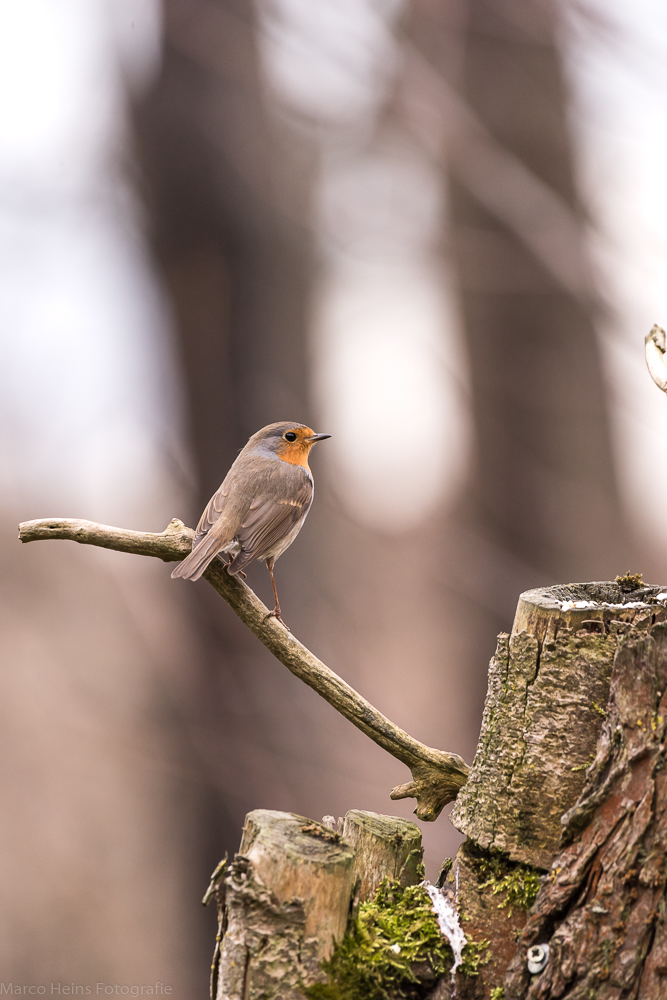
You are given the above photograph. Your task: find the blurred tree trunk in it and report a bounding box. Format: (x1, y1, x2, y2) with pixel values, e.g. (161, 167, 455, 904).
(407, 0, 632, 627)
(133, 0, 314, 484)
(455, 0, 628, 577)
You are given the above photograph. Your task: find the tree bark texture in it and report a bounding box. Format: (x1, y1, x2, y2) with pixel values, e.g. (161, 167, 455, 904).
(210, 584, 667, 1000)
(211, 812, 354, 1000)
(505, 619, 667, 999)
(436, 840, 533, 999)
(238, 811, 355, 961)
(342, 809, 423, 906)
(436, 582, 667, 999)
(209, 809, 423, 1000)
(451, 583, 667, 870)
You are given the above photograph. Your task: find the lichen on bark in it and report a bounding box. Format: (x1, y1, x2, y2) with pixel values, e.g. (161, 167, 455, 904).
(505, 621, 667, 1000)
(428, 842, 542, 1000)
(451, 626, 616, 869)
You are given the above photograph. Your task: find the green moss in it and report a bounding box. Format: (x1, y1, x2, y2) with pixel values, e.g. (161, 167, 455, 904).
(615, 571, 643, 591)
(459, 936, 491, 978)
(465, 847, 541, 915)
(303, 878, 488, 1000)
(489, 988, 505, 1000)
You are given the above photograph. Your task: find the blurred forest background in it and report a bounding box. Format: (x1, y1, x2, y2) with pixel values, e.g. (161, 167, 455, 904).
(2, 0, 667, 995)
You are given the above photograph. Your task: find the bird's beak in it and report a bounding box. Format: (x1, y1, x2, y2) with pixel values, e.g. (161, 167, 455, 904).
(306, 433, 331, 443)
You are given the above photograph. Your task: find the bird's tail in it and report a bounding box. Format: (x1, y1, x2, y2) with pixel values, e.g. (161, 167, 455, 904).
(171, 533, 226, 582)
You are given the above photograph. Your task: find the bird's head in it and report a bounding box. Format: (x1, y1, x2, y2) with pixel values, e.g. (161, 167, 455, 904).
(248, 422, 331, 469)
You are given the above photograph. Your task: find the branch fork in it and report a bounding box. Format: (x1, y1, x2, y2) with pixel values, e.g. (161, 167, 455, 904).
(18, 516, 470, 820)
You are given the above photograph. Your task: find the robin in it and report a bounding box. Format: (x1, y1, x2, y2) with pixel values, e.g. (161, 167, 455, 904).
(171, 421, 331, 626)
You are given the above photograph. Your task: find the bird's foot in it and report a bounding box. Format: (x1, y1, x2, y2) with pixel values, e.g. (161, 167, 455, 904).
(264, 608, 290, 632)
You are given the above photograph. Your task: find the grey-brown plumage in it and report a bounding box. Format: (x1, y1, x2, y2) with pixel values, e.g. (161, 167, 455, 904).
(172, 421, 330, 625)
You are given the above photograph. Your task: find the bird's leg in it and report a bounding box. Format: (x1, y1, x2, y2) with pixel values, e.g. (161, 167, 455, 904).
(264, 557, 289, 630)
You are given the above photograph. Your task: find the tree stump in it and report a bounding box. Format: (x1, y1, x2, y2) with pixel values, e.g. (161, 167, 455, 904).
(342, 809, 423, 905)
(505, 619, 667, 999)
(435, 581, 667, 999)
(207, 809, 424, 1000)
(206, 582, 667, 1000)
(211, 810, 355, 1000)
(450, 581, 667, 870)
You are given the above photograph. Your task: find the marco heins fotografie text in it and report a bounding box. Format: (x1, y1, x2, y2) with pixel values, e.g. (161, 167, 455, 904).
(0, 985, 173, 996)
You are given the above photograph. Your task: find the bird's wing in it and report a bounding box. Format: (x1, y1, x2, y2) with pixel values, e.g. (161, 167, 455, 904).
(229, 478, 313, 572)
(170, 484, 234, 581)
(194, 485, 229, 544)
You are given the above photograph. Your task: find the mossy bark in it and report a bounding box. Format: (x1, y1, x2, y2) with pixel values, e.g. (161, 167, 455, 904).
(208, 584, 667, 1000)
(427, 842, 540, 1000)
(209, 810, 426, 1000)
(451, 582, 667, 870)
(505, 621, 667, 999)
(439, 582, 667, 999)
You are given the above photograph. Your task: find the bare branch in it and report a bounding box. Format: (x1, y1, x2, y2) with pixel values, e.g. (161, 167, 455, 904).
(18, 516, 470, 819)
(645, 324, 667, 393)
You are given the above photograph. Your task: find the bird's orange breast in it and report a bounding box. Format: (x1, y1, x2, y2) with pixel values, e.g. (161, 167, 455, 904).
(276, 441, 311, 470)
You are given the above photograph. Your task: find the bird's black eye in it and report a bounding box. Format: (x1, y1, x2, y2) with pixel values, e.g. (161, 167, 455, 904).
(284, 431, 297, 442)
